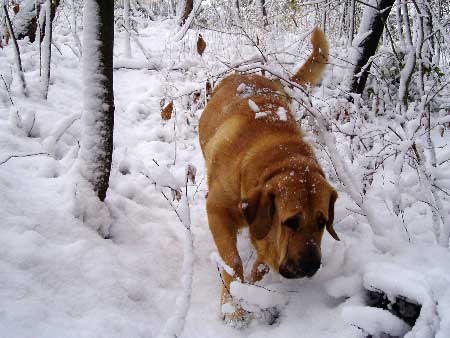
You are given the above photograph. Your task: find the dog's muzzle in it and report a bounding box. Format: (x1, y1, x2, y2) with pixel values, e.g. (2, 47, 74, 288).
(279, 239, 321, 279)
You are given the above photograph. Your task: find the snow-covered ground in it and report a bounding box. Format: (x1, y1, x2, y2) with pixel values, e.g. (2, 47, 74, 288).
(1, 19, 450, 338)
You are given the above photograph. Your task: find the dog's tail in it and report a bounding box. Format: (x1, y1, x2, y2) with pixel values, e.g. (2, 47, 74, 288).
(290, 27, 329, 87)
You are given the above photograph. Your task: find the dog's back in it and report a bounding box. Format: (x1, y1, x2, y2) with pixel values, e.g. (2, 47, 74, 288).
(199, 74, 298, 158)
(199, 27, 329, 184)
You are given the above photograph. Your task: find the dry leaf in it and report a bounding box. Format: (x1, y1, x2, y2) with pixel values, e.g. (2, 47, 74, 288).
(161, 101, 173, 120)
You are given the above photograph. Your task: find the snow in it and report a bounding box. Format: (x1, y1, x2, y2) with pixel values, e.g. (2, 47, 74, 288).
(248, 99, 260, 112)
(342, 306, 411, 337)
(236, 83, 254, 98)
(11, 0, 35, 38)
(276, 106, 287, 121)
(230, 281, 289, 312)
(255, 111, 267, 119)
(0, 8, 450, 338)
(211, 252, 235, 276)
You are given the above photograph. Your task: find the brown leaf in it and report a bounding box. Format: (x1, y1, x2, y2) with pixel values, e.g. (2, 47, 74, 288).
(161, 101, 173, 120)
(197, 34, 206, 56)
(13, 4, 20, 14)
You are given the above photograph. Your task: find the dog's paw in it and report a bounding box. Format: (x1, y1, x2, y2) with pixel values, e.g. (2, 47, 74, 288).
(256, 306, 280, 325)
(222, 304, 251, 329)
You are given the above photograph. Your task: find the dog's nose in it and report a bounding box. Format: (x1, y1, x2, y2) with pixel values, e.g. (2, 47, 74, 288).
(300, 240, 321, 276)
(279, 249, 321, 279)
(297, 255, 321, 277)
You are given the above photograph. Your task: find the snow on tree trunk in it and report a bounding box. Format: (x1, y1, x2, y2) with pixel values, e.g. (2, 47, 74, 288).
(173, 0, 201, 41)
(417, 2, 433, 68)
(348, 0, 395, 95)
(75, 0, 114, 235)
(14, 0, 38, 43)
(37, 3, 45, 77)
(395, 1, 406, 52)
(123, 0, 132, 58)
(41, 0, 52, 100)
(80, 0, 114, 202)
(347, 0, 355, 47)
(398, 1, 415, 111)
(179, 0, 193, 26)
(3, 0, 59, 59)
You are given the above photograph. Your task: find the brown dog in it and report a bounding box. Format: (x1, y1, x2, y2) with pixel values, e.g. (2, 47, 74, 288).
(199, 28, 338, 324)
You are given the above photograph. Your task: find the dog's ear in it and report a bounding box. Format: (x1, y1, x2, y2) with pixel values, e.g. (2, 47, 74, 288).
(326, 189, 339, 241)
(240, 188, 275, 240)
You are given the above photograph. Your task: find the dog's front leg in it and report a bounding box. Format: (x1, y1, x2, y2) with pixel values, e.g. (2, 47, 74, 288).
(207, 200, 248, 326)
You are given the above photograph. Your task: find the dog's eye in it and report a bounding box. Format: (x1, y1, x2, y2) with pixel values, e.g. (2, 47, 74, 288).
(317, 214, 327, 230)
(283, 216, 300, 231)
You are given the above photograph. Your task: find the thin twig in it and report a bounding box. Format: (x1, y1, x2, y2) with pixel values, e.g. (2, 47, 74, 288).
(0, 74, 14, 105)
(0, 152, 50, 166)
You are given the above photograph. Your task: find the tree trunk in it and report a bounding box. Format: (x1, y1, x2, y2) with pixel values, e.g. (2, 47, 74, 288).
(347, 0, 355, 47)
(418, 2, 433, 68)
(233, 0, 240, 22)
(80, 0, 114, 202)
(349, 0, 395, 95)
(179, 0, 193, 26)
(41, 0, 52, 99)
(398, 0, 415, 110)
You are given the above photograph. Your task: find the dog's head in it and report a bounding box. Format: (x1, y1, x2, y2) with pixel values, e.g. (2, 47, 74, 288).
(241, 167, 338, 279)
